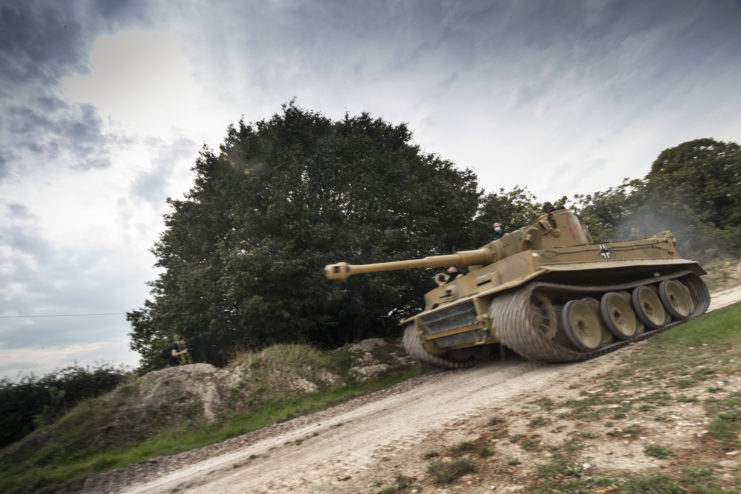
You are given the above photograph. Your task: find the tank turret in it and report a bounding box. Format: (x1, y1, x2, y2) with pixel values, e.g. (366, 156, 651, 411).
(326, 209, 591, 278)
(325, 209, 710, 369)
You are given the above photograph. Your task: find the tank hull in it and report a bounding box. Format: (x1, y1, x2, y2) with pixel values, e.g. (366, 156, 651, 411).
(401, 228, 708, 367)
(403, 268, 709, 368)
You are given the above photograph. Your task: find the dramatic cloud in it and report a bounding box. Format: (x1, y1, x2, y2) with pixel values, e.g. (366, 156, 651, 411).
(0, 0, 147, 179)
(5, 99, 113, 170)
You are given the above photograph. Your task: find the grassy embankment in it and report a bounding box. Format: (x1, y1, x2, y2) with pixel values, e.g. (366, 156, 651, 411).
(0, 344, 425, 494)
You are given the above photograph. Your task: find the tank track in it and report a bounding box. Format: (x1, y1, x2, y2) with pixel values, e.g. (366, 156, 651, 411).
(402, 325, 475, 369)
(490, 271, 710, 363)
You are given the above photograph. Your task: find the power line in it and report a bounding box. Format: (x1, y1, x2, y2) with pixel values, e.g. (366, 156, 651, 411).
(0, 312, 126, 319)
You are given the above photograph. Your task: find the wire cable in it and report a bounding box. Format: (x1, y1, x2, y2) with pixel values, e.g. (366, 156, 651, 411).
(0, 312, 126, 319)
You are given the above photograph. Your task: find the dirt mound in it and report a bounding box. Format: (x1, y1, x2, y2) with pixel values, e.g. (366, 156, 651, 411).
(106, 363, 241, 423)
(103, 340, 404, 429)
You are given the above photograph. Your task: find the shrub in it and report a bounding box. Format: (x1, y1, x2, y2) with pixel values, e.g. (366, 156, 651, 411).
(0, 363, 129, 447)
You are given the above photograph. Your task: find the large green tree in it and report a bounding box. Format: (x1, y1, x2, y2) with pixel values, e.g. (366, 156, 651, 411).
(572, 138, 740, 258)
(128, 104, 481, 369)
(643, 138, 741, 250)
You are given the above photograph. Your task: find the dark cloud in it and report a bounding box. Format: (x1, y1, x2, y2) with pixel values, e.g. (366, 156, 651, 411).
(0, 202, 50, 262)
(0, 151, 8, 180)
(0, 0, 148, 90)
(8, 203, 31, 218)
(0, 3, 87, 90)
(5, 100, 112, 170)
(0, 0, 150, 180)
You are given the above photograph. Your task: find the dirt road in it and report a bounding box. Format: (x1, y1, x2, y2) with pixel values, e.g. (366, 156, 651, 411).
(93, 286, 740, 494)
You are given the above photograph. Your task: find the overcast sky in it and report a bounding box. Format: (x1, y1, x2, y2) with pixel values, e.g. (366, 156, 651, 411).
(1, 0, 740, 379)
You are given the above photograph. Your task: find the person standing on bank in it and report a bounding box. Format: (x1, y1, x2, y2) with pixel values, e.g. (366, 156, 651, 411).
(165, 339, 189, 366)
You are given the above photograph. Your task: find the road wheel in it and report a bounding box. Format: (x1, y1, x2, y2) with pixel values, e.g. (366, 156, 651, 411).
(632, 285, 667, 329)
(659, 280, 693, 319)
(600, 291, 639, 340)
(581, 297, 613, 345)
(561, 299, 602, 351)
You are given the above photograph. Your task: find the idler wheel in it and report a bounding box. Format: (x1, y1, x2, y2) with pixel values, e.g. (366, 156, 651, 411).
(561, 299, 602, 351)
(529, 292, 558, 340)
(580, 297, 613, 345)
(659, 280, 693, 319)
(600, 291, 639, 340)
(632, 285, 667, 329)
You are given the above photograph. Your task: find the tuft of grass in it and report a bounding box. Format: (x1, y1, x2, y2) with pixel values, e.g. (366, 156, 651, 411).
(619, 473, 682, 492)
(448, 440, 475, 456)
(535, 454, 568, 479)
(683, 465, 724, 493)
(644, 444, 671, 458)
(676, 394, 699, 403)
(532, 396, 555, 410)
(235, 344, 326, 367)
(704, 391, 741, 451)
(564, 439, 586, 451)
(426, 457, 475, 484)
(529, 415, 549, 427)
(477, 445, 492, 458)
(379, 473, 415, 493)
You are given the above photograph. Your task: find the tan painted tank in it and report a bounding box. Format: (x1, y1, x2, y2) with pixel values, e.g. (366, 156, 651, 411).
(325, 209, 710, 368)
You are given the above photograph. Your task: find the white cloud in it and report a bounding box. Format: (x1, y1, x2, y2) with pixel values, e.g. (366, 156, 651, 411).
(63, 30, 213, 139)
(0, 336, 138, 379)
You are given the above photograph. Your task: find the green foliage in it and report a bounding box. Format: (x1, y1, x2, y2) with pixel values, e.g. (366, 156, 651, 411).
(572, 138, 741, 260)
(618, 473, 683, 493)
(705, 392, 741, 451)
(0, 363, 128, 448)
(644, 444, 671, 458)
(230, 343, 332, 369)
(646, 139, 741, 231)
(474, 186, 539, 239)
(128, 103, 481, 368)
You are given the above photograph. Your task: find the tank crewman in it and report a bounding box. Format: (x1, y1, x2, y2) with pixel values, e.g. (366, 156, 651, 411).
(491, 222, 509, 241)
(447, 266, 464, 281)
(543, 202, 565, 213)
(437, 266, 465, 287)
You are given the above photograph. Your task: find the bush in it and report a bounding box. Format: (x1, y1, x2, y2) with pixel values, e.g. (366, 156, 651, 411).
(0, 363, 129, 447)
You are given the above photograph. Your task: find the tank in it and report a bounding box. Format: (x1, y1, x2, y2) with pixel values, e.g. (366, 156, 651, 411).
(325, 208, 710, 368)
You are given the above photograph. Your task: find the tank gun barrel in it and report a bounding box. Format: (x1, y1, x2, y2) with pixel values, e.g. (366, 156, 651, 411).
(325, 247, 496, 280)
